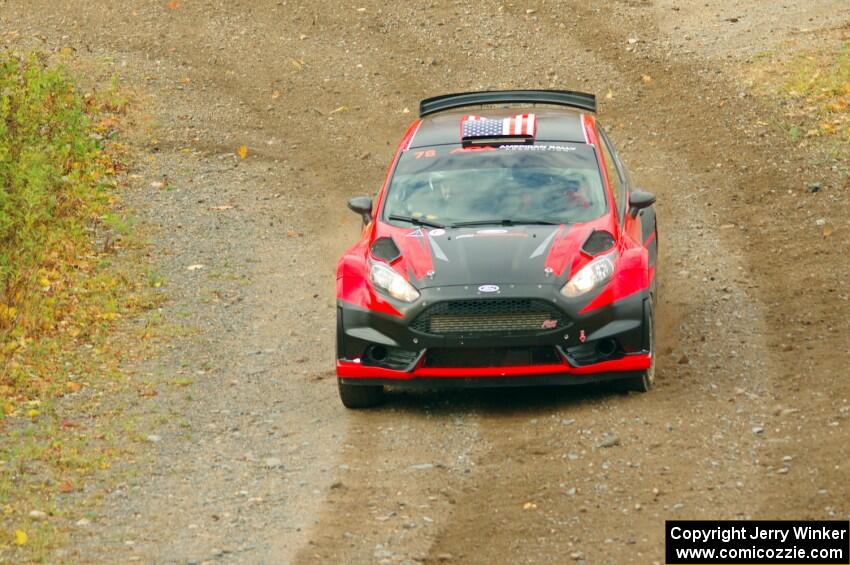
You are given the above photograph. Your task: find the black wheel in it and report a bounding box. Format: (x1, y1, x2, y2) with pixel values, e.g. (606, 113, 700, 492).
(338, 380, 384, 409)
(622, 298, 656, 393)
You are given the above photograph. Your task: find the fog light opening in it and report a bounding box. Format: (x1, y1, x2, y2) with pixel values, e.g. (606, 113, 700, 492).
(596, 338, 618, 358)
(365, 345, 388, 363)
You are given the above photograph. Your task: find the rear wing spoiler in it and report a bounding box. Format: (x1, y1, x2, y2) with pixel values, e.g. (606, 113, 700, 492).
(419, 90, 596, 118)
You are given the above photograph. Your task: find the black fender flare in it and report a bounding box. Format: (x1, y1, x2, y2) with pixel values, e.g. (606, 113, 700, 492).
(639, 205, 658, 268)
(642, 296, 654, 353)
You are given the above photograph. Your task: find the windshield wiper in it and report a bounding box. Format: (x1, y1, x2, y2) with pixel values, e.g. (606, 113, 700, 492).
(387, 214, 447, 229)
(451, 219, 562, 228)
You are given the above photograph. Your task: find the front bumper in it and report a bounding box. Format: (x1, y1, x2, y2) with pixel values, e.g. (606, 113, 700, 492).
(337, 283, 651, 388)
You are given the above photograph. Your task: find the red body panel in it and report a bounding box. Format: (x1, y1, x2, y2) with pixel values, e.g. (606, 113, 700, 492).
(337, 354, 650, 380)
(336, 244, 402, 318)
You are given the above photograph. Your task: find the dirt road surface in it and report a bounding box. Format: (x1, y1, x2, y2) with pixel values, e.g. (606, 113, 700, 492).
(3, 1, 849, 563)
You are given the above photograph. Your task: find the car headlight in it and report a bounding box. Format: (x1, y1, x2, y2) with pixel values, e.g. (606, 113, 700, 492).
(561, 251, 616, 298)
(369, 261, 420, 302)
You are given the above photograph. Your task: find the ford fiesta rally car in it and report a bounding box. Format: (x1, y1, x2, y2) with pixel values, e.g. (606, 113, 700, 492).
(336, 90, 658, 408)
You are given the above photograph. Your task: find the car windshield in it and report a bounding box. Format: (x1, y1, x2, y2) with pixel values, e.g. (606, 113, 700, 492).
(382, 143, 607, 227)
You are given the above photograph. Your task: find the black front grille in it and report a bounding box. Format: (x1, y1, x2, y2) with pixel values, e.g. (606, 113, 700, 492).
(424, 346, 561, 368)
(411, 299, 568, 336)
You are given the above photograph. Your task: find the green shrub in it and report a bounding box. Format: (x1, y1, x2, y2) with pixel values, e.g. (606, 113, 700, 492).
(0, 53, 116, 365)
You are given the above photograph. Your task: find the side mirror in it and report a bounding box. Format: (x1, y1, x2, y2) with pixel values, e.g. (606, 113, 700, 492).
(628, 190, 656, 218)
(347, 196, 373, 225)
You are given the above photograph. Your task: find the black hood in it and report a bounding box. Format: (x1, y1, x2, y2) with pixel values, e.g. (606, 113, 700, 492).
(413, 226, 565, 288)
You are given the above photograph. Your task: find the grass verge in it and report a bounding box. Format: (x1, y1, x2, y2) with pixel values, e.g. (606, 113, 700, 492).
(0, 52, 159, 562)
(750, 35, 850, 158)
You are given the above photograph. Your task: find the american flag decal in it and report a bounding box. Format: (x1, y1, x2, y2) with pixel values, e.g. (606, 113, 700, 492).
(461, 114, 537, 141)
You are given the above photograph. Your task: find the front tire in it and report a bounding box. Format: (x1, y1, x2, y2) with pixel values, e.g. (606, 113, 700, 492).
(338, 380, 384, 409)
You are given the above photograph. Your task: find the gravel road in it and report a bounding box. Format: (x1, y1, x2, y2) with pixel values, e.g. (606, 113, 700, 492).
(3, 1, 848, 563)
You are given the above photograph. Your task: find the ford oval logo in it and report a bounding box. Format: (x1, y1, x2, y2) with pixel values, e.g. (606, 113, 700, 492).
(478, 284, 500, 293)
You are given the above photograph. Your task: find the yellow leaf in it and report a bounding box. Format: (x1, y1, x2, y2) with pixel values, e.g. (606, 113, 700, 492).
(27, 409, 40, 418)
(271, 90, 282, 99)
(237, 145, 248, 159)
(605, 89, 614, 100)
(0, 305, 15, 322)
(14, 529, 28, 546)
(329, 106, 348, 114)
(66, 382, 81, 393)
(290, 58, 304, 70)
(641, 74, 652, 84)
(822, 225, 834, 237)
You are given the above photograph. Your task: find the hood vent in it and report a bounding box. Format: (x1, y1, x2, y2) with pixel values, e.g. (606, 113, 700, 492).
(581, 230, 615, 256)
(370, 237, 401, 263)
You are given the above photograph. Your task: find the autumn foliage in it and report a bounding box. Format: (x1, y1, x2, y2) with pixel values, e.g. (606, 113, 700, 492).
(0, 54, 124, 397)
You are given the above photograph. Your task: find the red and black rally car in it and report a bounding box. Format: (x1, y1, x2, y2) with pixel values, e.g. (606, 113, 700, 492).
(336, 90, 658, 408)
